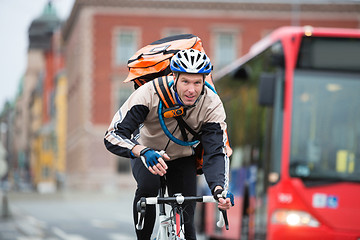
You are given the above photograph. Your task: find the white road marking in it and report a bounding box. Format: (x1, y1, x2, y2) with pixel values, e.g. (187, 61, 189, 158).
(90, 219, 118, 229)
(52, 227, 88, 240)
(17, 238, 58, 240)
(24, 215, 47, 229)
(108, 233, 134, 240)
(16, 237, 42, 240)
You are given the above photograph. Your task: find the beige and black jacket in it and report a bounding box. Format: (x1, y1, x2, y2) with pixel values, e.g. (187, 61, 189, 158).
(104, 77, 229, 191)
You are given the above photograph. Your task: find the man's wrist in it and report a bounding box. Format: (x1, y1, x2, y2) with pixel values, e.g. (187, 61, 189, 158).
(140, 147, 151, 156)
(213, 185, 223, 194)
(131, 145, 147, 158)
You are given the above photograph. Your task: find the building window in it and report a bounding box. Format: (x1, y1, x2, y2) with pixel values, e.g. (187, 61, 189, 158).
(214, 31, 237, 69)
(115, 30, 138, 66)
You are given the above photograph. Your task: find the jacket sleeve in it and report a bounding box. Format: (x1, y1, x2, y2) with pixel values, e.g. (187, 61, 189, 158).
(200, 98, 230, 193)
(104, 84, 151, 158)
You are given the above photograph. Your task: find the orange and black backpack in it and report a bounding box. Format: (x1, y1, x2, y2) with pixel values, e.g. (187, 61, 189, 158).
(124, 34, 209, 89)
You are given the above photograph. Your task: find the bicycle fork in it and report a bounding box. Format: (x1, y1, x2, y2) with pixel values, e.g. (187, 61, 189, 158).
(173, 207, 185, 239)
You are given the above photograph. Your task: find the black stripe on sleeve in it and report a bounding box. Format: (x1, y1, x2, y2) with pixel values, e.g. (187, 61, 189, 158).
(104, 105, 149, 158)
(200, 122, 226, 191)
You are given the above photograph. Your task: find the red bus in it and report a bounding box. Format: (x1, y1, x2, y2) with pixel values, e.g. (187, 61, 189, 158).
(202, 26, 360, 240)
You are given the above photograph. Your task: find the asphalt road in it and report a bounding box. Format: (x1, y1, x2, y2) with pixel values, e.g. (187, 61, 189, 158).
(1, 175, 212, 240)
(1, 185, 136, 240)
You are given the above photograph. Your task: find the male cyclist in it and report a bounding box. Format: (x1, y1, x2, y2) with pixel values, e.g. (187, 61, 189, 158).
(104, 49, 233, 240)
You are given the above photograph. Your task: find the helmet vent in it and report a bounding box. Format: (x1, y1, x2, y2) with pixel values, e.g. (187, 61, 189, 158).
(197, 62, 204, 70)
(184, 52, 189, 61)
(191, 56, 195, 65)
(173, 62, 180, 69)
(196, 53, 201, 62)
(180, 61, 187, 69)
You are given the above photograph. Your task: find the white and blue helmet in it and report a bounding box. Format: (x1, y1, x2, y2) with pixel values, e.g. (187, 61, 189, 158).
(170, 49, 212, 75)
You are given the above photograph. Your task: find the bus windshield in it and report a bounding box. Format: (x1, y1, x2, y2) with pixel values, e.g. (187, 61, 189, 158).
(290, 70, 360, 184)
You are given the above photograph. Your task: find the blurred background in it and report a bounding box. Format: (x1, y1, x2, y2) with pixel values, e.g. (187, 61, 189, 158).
(0, 0, 359, 239)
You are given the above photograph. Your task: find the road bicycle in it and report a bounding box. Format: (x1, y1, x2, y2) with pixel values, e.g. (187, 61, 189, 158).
(136, 176, 229, 240)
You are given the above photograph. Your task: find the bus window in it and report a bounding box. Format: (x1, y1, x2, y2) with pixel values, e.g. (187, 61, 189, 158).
(297, 37, 360, 72)
(290, 70, 360, 184)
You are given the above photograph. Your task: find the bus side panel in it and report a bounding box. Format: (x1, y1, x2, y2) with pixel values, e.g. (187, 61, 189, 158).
(269, 224, 359, 240)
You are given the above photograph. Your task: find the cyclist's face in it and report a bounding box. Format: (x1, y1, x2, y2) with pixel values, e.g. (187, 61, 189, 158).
(176, 73, 204, 106)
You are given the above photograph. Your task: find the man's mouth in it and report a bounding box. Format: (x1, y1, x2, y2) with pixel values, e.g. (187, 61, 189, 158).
(184, 95, 195, 101)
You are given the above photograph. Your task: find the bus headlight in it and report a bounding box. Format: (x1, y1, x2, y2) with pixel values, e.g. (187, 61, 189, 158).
(271, 210, 320, 227)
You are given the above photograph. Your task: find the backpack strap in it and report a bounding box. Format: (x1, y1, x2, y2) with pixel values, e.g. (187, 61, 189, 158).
(153, 76, 200, 144)
(153, 76, 176, 109)
(175, 116, 200, 141)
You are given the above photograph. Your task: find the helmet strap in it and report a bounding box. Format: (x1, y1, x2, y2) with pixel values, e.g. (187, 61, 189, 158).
(200, 75, 206, 95)
(175, 91, 184, 106)
(173, 72, 179, 93)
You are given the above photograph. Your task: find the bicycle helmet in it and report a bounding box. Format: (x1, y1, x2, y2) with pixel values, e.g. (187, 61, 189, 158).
(170, 49, 212, 75)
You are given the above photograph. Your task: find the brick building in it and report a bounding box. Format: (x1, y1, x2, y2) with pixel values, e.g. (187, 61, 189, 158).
(62, 0, 360, 189)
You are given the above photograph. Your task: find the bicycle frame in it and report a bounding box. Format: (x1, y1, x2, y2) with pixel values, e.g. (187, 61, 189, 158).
(156, 202, 184, 239)
(136, 176, 229, 240)
(156, 177, 184, 239)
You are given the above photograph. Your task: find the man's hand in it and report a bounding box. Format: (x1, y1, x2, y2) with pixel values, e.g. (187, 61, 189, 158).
(139, 147, 169, 176)
(213, 187, 234, 210)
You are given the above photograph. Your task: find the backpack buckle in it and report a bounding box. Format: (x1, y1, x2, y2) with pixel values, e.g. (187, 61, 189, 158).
(162, 106, 185, 118)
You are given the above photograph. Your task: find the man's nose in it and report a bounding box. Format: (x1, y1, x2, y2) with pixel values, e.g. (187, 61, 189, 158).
(187, 84, 195, 92)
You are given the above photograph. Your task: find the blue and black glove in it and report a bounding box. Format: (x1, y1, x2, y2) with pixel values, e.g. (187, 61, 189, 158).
(213, 188, 235, 207)
(140, 147, 164, 168)
(226, 191, 235, 206)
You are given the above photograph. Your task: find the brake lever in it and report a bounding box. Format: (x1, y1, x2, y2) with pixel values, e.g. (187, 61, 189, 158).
(215, 191, 230, 230)
(221, 209, 229, 230)
(136, 197, 146, 230)
(216, 209, 229, 230)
